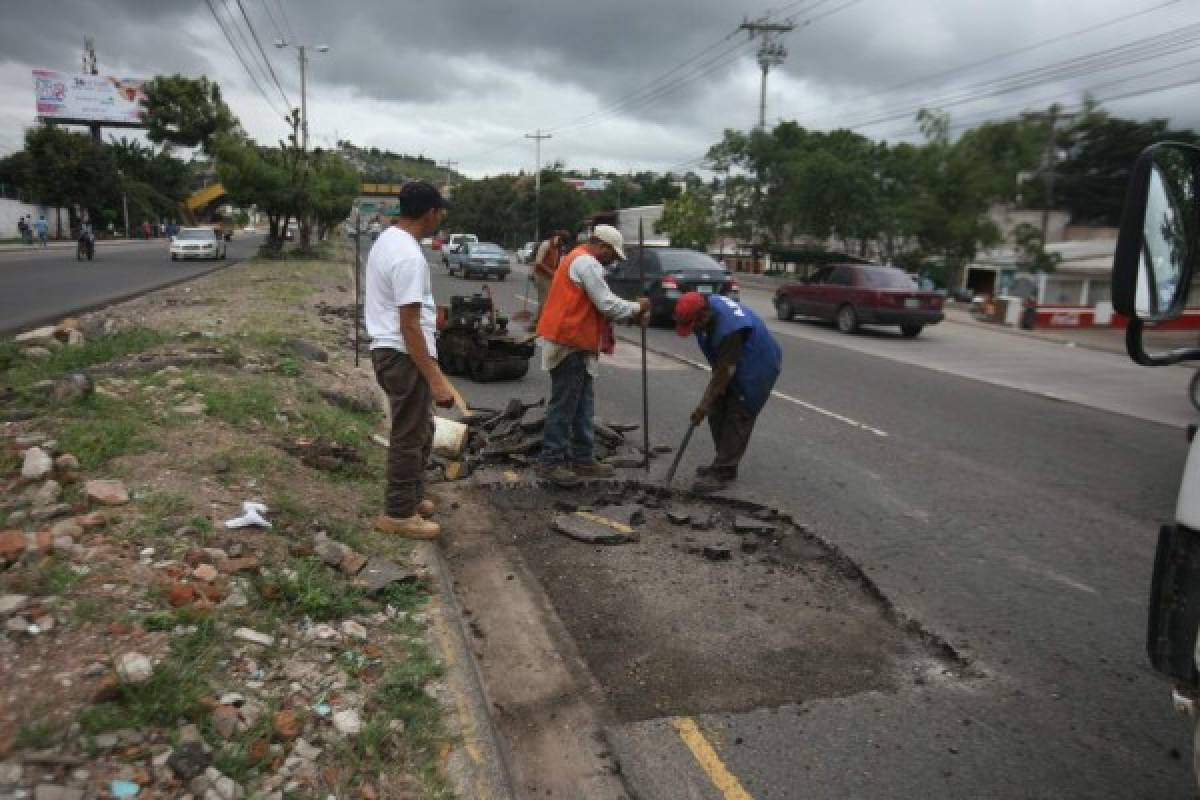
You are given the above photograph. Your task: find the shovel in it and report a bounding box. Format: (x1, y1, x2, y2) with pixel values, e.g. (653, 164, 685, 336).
(664, 422, 698, 487)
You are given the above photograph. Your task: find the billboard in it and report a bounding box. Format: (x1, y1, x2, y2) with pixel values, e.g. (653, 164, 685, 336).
(33, 69, 147, 126)
(565, 178, 611, 191)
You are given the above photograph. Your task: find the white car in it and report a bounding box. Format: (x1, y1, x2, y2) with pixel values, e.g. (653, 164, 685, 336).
(170, 227, 226, 261)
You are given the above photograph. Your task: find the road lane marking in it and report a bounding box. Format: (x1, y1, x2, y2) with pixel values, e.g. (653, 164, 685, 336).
(672, 717, 754, 800)
(630, 339, 890, 438)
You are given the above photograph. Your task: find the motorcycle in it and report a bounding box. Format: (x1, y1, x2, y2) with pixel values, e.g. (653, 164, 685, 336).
(76, 230, 94, 261)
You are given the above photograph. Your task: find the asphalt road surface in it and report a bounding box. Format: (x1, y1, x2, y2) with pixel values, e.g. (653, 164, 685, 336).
(419, 246, 1196, 799)
(0, 235, 261, 334)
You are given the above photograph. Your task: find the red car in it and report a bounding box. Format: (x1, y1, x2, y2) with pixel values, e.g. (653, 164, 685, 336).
(774, 263, 944, 338)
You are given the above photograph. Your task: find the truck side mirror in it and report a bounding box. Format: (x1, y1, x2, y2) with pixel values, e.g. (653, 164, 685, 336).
(1113, 142, 1200, 366)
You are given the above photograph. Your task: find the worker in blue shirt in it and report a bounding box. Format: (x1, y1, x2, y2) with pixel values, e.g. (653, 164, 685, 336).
(673, 291, 782, 493)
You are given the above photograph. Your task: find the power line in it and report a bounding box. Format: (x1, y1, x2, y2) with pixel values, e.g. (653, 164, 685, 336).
(271, 0, 297, 43)
(260, 0, 288, 41)
(832, 23, 1200, 131)
(220, 0, 279, 100)
(235, 0, 292, 110)
(204, 0, 286, 119)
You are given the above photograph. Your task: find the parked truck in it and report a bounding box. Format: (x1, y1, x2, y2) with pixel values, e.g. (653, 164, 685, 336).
(1111, 141, 1200, 784)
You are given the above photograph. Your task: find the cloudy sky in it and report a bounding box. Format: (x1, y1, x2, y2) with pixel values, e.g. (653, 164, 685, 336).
(1, 0, 1199, 177)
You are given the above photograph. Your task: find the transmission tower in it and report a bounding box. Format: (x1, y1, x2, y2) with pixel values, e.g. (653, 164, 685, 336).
(739, 17, 794, 130)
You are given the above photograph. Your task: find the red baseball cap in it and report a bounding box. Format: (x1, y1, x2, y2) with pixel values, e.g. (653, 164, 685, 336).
(674, 292, 709, 337)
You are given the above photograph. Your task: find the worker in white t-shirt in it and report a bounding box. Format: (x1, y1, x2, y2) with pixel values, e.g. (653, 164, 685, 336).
(364, 182, 454, 539)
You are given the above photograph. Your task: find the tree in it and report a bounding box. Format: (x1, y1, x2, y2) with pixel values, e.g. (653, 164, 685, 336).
(1013, 222, 1061, 273)
(22, 124, 119, 236)
(108, 136, 191, 225)
(141, 74, 239, 154)
(309, 151, 360, 239)
(1056, 100, 1200, 225)
(212, 132, 293, 245)
(657, 192, 715, 250)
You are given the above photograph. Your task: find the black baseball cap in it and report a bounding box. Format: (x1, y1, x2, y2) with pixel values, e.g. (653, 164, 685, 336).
(397, 181, 450, 218)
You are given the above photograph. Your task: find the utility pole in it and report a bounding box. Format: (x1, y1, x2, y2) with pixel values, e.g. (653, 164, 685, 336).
(275, 40, 329, 154)
(739, 17, 794, 130)
(525, 130, 552, 244)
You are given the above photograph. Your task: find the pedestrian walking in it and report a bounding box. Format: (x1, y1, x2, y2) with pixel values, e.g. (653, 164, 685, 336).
(530, 229, 570, 330)
(365, 181, 454, 540)
(535, 224, 648, 486)
(33, 215, 48, 248)
(672, 291, 782, 493)
(17, 216, 29, 245)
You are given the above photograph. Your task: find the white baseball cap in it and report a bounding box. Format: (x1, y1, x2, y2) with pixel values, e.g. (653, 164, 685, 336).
(592, 224, 626, 260)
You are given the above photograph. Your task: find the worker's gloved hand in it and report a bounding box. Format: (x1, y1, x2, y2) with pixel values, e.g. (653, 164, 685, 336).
(635, 296, 651, 327)
(690, 402, 710, 426)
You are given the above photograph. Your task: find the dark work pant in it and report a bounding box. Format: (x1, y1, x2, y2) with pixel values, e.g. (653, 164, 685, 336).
(540, 350, 595, 465)
(708, 390, 758, 478)
(371, 348, 434, 518)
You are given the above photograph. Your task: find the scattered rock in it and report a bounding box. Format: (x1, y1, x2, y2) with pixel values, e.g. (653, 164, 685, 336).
(313, 536, 346, 566)
(0, 531, 28, 563)
(66, 330, 85, 348)
(169, 583, 196, 608)
(733, 516, 777, 536)
(339, 550, 368, 576)
(76, 511, 108, 530)
(53, 454, 80, 471)
(594, 504, 645, 527)
(32, 479, 62, 507)
(49, 373, 93, 405)
(167, 741, 211, 781)
(284, 338, 329, 363)
(317, 388, 376, 414)
(33, 785, 84, 800)
(703, 545, 732, 562)
(15, 325, 57, 344)
(85, 479, 130, 506)
(173, 402, 207, 416)
(273, 710, 302, 740)
(293, 738, 322, 760)
(352, 558, 417, 594)
(552, 512, 638, 545)
(21, 447, 54, 480)
(115, 652, 154, 684)
(332, 709, 363, 736)
(667, 510, 692, 525)
(341, 620, 368, 641)
(740, 539, 760, 554)
(211, 705, 241, 739)
(29, 503, 73, 523)
(233, 627, 274, 647)
(219, 556, 260, 575)
(0, 594, 29, 615)
(21, 346, 53, 360)
(192, 564, 219, 582)
(48, 518, 83, 539)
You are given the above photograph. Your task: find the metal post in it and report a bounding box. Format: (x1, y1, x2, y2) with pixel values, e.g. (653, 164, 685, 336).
(758, 63, 769, 131)
(354, 213, 361, 367)
(122, 191, 129, 239)
(639, 218, 650, 469)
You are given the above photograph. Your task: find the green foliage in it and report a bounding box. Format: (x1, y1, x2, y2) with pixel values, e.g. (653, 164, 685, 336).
(15, 718, 60, 750)
(141, 74, 239, 154)
(1013, 223, 1061, 273)
(340, 141, 451, 184)
(657, 192, 715, 250)
(21, 124, 120, 228)
(444, 171, 589, 247)
(253, 559, 366, 621)
(81, 620, 219, 733)
(57, 395, 157, 470)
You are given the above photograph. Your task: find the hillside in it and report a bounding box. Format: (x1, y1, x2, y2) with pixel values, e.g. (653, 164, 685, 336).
(335, 141, 460, 186)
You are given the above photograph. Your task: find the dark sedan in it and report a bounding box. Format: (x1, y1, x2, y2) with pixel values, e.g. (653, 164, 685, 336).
(774, 263, 944, 337)
(607, 246, 739, 326)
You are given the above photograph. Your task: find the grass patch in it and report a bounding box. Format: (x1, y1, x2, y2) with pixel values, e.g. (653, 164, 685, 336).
(4, 327, 166, 391)
(15, 717, 60, 750)
(81, 618, 220, 734)
(200, 377, 278, 429)
(56, 394, 156, 470)
(4, 557, 83, 597)
(72, 598, 110, 624)
(253, 558, 366, 622)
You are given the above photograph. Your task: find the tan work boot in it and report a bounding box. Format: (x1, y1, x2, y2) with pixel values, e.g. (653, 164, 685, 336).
(572, 461, 615, 477)
(416, 499, 435, 518)
(373, 514, 441, 539)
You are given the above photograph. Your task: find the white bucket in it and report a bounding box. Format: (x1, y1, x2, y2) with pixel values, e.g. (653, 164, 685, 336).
(433, 416, 469, 458)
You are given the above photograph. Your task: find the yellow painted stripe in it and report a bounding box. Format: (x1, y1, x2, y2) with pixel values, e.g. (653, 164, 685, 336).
(673, 717, 754, 800)
(575, 510, 634, 535)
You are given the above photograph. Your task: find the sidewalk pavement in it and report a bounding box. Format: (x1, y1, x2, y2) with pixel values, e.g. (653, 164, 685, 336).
(942, 306, 1200, 360)
(0, 238, 162, 253)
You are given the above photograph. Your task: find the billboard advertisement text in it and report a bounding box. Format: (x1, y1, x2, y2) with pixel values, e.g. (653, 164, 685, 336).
(33, 69, 146, 126)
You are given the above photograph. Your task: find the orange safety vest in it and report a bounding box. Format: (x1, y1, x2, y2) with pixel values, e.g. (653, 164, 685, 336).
(536, 246, 605, 352)
(534, 240, 561, 278)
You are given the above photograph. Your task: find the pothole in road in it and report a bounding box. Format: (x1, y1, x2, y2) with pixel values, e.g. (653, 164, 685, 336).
(456, 482, 967, 723)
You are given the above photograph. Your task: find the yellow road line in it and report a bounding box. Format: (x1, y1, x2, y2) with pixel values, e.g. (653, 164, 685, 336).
(672, 717, 754, 800)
